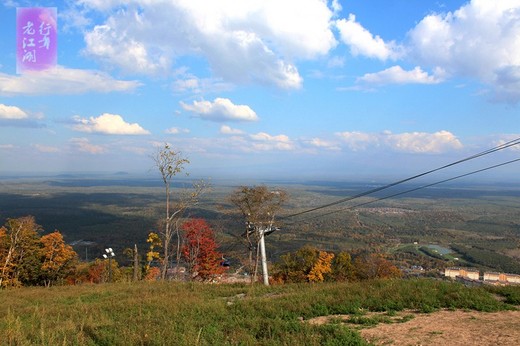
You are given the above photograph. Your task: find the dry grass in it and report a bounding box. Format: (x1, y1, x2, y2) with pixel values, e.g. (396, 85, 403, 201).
(1, 279, 519, 345)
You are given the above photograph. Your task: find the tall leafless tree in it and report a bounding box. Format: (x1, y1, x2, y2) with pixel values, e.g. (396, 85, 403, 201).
(152, 143, 206, 280)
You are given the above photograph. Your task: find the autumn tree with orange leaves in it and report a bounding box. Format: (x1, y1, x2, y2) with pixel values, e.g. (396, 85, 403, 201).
(0, 216, 79, 287)
(273, 246, 401, 284)
(353, 253, 402, 280)
(40, 231, 77, 286)
(272, 245, 321, 283)
(307, 251, 335, 283)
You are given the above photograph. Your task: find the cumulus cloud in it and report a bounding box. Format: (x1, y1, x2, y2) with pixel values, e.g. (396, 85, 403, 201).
(73, 113, 150, 135)
(69, 137, 105, 154)
(0, 66, 140, 96)
(181, 98, 259, 122)
(336, 130, 462, 153)
(407, 0, 520, 102)
(383, 130, 463, 153)
(335, 131, 381, 151)
(336, 14, 402, 61)
(249, 132, 294, 151)
(332, 1, 520, 101)
(308, 138, 340, 151)
(220, 125, 244, 135)
(357, 66, 444, 86)
(0, 104, 44, 128)
(80, 0, 337, 88)
(85, 24, 171, 75)
(0, 104, 28, 119)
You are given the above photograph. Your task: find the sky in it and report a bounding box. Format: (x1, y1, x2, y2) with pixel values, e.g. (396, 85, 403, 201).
(0, 0, 519, 182)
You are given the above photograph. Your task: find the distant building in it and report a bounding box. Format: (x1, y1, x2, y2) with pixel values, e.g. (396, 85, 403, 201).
(506, 274, 520, 284)
(483, 272, 520, 285)
(445, 267, 480, 280)
(483, 272, 501, 282)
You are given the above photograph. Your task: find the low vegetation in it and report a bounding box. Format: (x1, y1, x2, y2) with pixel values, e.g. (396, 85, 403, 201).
(272, 246, 401, 284)
(451, 244, 520, 274)
(1, 279, 518, 345)
(1, 176, 520, 344)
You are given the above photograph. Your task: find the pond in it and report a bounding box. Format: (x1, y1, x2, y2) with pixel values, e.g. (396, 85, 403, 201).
(424, 244, 452, 255)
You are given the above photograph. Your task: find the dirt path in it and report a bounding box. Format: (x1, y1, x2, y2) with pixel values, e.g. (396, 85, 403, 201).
(309, 310, 520, 345)
(361, 310, 520, 345)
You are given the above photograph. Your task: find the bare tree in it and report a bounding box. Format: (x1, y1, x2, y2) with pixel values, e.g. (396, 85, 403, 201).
(132, 244, 140, 281)
(229, 186, 287, 284)
(151, 143, 206, 280)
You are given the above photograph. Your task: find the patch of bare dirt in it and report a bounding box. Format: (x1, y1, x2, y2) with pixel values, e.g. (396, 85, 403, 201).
(308, 310, 520, 345)
(361, 310, 520, 345)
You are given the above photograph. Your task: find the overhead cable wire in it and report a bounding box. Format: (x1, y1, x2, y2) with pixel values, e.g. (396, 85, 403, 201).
(281, 137, 520, 220)
(294, 158, 520, 223)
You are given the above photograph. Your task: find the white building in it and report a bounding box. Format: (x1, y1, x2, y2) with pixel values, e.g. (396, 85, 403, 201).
(445, 267, 480, 280)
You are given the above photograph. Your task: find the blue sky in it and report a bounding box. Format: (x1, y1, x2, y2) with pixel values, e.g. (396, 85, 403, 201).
(0, 0, 519, 181)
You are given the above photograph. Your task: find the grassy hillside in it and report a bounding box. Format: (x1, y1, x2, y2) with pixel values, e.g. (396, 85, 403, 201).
(1, 279, 519, 345)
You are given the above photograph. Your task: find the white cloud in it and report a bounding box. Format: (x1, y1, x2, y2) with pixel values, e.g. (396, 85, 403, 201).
(0, 144, 15, 149)
(383, 130, 463, 153)
(172, 75, 232, 95)
(493, 134, 520, 152)
(77, 0, 125, 11)
(0, 104, 28, 119)
(249, 132, 294, 151)
(220, 125, 244, 135)
(336, 14, 402, 61)
(69, 137, 105, 154)
(407, 0, 520, 102)
(492, 66, 520, 103)
(33, 144, 60, 153)
(181, 98, 259, 122)
(336, 130, 463, 153)
(327, 56, 345, 68)
(60, 6, 92, 32)
(308, 138, 340, 151)
(335, 131, 380, 151)
(165, 127, 190, 134)
(73, 113, 150, 135)
(357, 66, 444, 86)
(331, 0, 342, 14)
(81, 0, 337, 88)
(85, 24, 171, 75)
(173, 78, 200, 93)
(0, 66, 140, 96)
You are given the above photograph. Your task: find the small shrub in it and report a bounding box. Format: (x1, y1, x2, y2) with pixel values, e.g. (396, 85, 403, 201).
(316, 324, 368, 346)
(489, 286, 520, 305)
(397, 314, 415, 323)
